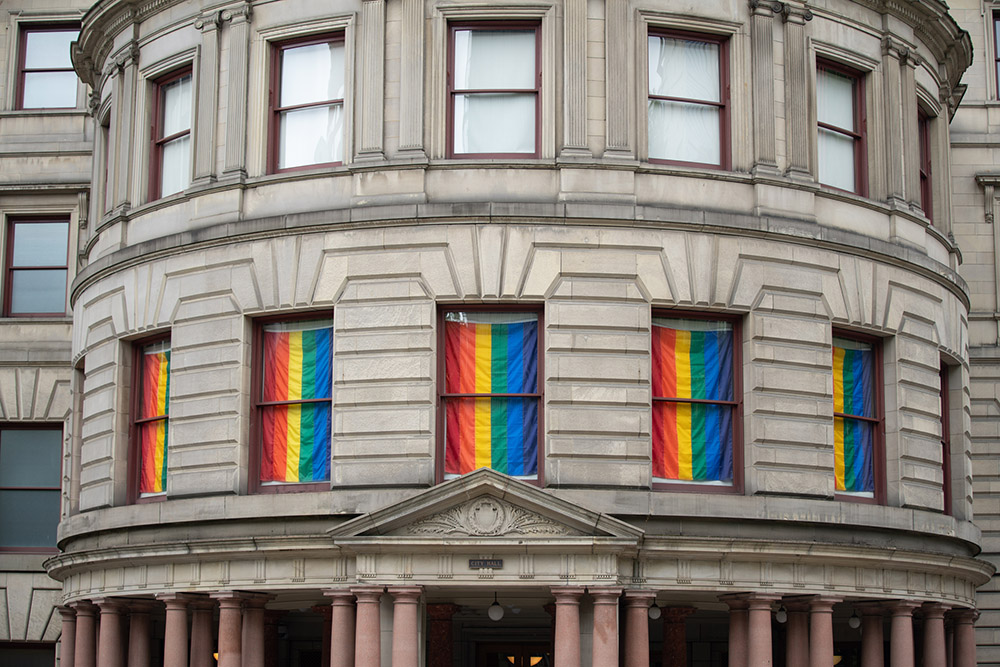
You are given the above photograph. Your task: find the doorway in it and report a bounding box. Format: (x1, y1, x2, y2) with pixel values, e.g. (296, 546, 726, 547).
(476, 642, 551, 667)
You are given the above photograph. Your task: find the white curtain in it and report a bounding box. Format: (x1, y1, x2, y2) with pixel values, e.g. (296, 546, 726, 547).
(281, 42, 345, 106)
(817, 68, 857, 190)
(278, 42, 345, 167)
(279, 103, 344, 168)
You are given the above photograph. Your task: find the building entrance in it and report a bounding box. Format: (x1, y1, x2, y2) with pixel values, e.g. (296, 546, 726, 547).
(476, 642, 551, 667)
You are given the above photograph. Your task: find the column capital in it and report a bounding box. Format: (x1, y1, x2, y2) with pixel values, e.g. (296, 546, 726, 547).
(92, 597, 128, 614)
(127, 600, 159, 614)
(949, 607, 979, 624)
(922, 602, 951, 619)
(886, 600, 922, 616)
(69, 600, 97, 615)
(550, 586, 586, 603)
(807, 595, 842, 612)
(718, 593, 748, 610)
(426, 603, 459, 621)
(745, 593, 781, 611)
(588, 587, 623, 605)
(622, 589, 656, 608)
(324, 589, 356, 606)
(351, 585, 385, 603)
(388, 586, 423, 603)
(58, 605, 77, 620)
(158, 592, 200, 606)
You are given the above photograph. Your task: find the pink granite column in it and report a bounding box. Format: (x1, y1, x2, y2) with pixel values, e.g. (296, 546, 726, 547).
(157, 594, 190, 667)
(127, 602, 155, 667)
(950, 609, 978, 667)
(551, 586, 585, 667)
(590, 587, 622, 667)
(858, 605, 884, 667)
(352, 586, 384, 667)
(808, 596, 840, 667)
(71, 602, 98, 667)
(58, 606, 77, 667)
(426, 603, 458, 667)
(747, 595, 780, 667)
(720, 595, 748, 667)
(188, 599, 214, 667)
(324, 590, 356, 667)
(389, 586, 423, 667)
(243, 596, 271, 667)
(662, 607, 696, 667)
(889, 601, 921, 667)
(623, 590, 655, 667)
(783, 601, 809, 667)
(95, 599, 126, 667)
(212, 593, 244, 667)
(922, 603, 949, 667)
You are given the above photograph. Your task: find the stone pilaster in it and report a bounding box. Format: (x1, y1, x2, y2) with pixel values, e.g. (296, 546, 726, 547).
(902, 54, 920, 209)
(749, 1, 779, 174)
(398, 0, 425, 157)
(561, 0, 589, 158)
(192, 11, 221, 185)
(358, 0, 386, 160)
(222, 3, 252, 177)
(882, 37, 909, 207)
(782, 3, 812, 179)
(605, 0, 631, 157)
(110, 42, 139, 211)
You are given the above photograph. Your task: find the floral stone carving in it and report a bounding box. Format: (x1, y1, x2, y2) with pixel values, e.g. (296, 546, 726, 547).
(405, 497, 583, 537)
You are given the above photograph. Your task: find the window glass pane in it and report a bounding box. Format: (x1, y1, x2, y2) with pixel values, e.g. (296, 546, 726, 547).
(453, 93, 535, 154)
(24, 30, 77, 69)
(818, 127, 856, 191)
(454, 30, 535, 90)
(22, 71, 78, 108)
(0, 489, 59, 547)
(817, 68, 855, 131)
(12, 222, 68, 266)
(444, 397, 538, 477)
(160, 135, 191, 197)
(834, 416, 874, 494)
(161, 74, 192, 137)
(648, 99, 721, 165)
(653, 402, 733, 483)
(648, 36, 720, 102)
(278, 104, 344, 168)
(0, 429, 61, 487)
(10, 269, 67, 314)
(281, 42, 345, 106)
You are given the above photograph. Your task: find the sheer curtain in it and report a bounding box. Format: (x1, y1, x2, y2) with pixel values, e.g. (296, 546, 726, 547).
(817, 68, 857, 191)
(159, 74, 192, 197)
(648, 36, 720, 164)
(278, 42, 345, 168)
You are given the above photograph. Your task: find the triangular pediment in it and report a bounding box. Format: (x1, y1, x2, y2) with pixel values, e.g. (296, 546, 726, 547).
(328, 468, 643, 542)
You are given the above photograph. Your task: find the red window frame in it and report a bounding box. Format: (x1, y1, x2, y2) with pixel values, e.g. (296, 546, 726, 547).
(817, 60, 868, 196)
(248, 312, 334, 494)
(127, 335, 171, 504)
(995, 12, 1000, 98)
(832, 330, 885, 505)
(15, 23, 79, 110)
(268, 33, 346, 174)
(3, 216, 70, 318)
(939, 365, 953, 516)
(646, 29, 731, 170)
(0, 424, 62, 553)
(149, 67, 192, 202)
(101, 115, 112, 214)
(650, 311, 743, 494)
(435, 304, 545, 484)
(446, 21, 542, 159)
(918, 110, 933, 222)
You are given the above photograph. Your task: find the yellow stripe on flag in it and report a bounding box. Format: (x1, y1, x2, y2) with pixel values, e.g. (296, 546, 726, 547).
(286, 332, 303, 481)
(474, 324, 492, 469)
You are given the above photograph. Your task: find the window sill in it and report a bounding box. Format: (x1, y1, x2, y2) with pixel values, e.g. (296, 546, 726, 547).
(0, 108, 87, 117)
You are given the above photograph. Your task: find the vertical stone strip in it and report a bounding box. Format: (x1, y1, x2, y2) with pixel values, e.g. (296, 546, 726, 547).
(58, 607, 77, 667)
(782, 4, 812, 178)
(325, 590, 357, 667)
(193, 11, 221, 184)
(589, 588, 622, 667)
(808, 596, 840, 667)
(562, 0, 588, 156)
(359, 0, 386, 159)
(399, 0, 424, 155)
(605, 0, 631, 156)
(389, 586, 423, 667)
(749, 1, 777, 173)
(902, 55, 920, 208)
(882, 38, 907, 205)
(112, 42, 139, 210)
(222, 3, 252, 177)
(551, 586, 585, 667)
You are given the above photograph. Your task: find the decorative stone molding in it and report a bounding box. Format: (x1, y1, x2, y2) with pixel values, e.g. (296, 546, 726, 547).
(406, 496, 583, 537)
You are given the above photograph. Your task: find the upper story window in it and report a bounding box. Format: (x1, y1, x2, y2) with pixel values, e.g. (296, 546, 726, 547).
(252, 318, 333, 493)
(3, 217, 69, 317)
(817, 61, 867, 195)
(129, 338, 170, 502)
(448, 23, 540, 158)
(832, 333, 883, 502)
(651, 315, 741, 491)
(0, 426, 61, 551)
(939, 365, 953, 515)
(17, 25, 79, 110)
(994, 12, 1000, 97)
(270, 34, 345, 172)
(150, 68, 192, 200)
(919, 110, 933, 221)
(647, 30, 728, 168)
(440, 309, 541, 480)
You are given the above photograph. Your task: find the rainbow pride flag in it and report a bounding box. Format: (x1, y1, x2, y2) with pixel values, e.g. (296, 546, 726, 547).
(833, 342, 874, 492)
(651, 323, 733, 482)
(261, 324, 332, 483)
(444, 316, 538, 476)
(139, 346, 170, 495)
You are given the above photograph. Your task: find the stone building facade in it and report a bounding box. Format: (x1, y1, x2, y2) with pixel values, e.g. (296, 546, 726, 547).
(4, 0, 1000, 666)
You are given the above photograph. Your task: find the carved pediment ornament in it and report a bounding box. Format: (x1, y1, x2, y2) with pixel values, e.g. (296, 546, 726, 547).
(405, 497, 583, 537)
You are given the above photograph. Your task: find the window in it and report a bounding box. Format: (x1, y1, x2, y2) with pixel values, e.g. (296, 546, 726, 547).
(439, 309, 541, 480)
(270, 34, 345, 172)
(647, 30, 728, 168)
(448, 23, 540, 158)
(817, 61, 866, 195)
(252, 318, 333, 492)
(919, 111, 932, 221)
(101, 115, 112, 213)
(832, 334, 883, 501)
(939, 365, 952, 515)
(16, 25, 79, 109)
(651, 315, 740, 490)
(129, 338, 170, 502)
(3, 217, 69, 317)
(150, 68, 192, 200)
(0, 426, 61, 550)
(995, 12, 1000, 97)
